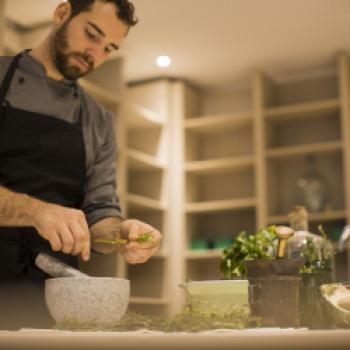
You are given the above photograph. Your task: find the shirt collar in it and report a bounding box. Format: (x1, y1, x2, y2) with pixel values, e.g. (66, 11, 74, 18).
(19, 50, 77, 88)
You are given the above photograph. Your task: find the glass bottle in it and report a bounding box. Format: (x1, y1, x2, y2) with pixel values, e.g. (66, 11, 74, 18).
(295, 156, 328, 213)
(286, 206, 323, 260)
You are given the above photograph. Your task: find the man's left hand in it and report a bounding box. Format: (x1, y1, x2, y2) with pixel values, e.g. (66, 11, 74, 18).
(119, 219, 162, 264)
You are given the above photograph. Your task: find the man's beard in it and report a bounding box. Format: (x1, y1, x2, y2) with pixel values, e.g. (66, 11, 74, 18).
(50, 20, 94, 81)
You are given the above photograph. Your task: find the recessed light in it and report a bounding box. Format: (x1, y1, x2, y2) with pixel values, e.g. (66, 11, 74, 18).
(156, 55, 172, 68)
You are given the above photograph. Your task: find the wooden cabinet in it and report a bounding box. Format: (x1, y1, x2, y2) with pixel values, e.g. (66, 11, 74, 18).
(122, 53, 350, 316)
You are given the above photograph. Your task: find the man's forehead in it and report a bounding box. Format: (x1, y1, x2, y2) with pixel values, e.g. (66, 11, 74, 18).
(81, 2, 128, 40)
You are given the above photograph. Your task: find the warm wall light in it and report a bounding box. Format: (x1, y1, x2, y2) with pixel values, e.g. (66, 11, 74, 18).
(156, 55, 172, 68)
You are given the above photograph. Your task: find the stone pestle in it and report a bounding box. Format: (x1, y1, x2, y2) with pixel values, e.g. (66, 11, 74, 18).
(35, 252, 89, 278)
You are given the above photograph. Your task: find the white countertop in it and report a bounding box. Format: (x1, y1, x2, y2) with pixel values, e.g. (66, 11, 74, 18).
(0, 328, 350, 350)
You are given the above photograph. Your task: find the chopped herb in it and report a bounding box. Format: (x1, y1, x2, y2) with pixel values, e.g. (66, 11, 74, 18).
(55, 301, 260, 332)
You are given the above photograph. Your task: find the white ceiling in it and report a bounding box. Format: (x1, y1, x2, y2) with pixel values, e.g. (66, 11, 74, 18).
(5, 0, 350, 89)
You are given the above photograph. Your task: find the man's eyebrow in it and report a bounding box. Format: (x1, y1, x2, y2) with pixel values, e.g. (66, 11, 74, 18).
(87, 21, 105, 37)
(110, 43, 119, 50)
(87, 21, 119, 50)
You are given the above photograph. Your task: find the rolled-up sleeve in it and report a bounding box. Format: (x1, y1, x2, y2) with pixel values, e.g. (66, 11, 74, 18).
(82, 110, 124, 227)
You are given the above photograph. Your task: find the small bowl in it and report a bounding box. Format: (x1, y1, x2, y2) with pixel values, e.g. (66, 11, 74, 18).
(180, 280, 249, 313)
(45, 277, 130, 326)
(320, 282, 350, 326)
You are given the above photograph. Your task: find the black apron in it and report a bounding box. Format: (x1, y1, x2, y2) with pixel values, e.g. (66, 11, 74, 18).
(0, 52, 86, 329)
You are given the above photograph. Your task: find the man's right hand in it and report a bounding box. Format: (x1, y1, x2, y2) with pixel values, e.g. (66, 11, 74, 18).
(32, 202, 91, 261)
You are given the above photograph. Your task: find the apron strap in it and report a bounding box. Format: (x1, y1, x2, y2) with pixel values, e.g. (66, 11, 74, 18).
(0, 52, 22, 105)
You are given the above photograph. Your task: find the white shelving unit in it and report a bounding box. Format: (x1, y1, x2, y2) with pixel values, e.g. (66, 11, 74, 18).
(123, 53, 350, 316)
(182, 85, 257, 286)
(119, 80, 175, 316)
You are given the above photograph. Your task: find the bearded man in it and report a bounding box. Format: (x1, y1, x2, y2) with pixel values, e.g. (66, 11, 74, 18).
(0, 0, 161, 329)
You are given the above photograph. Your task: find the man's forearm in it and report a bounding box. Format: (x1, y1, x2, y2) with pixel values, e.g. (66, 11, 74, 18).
(0, 186, 41, 227)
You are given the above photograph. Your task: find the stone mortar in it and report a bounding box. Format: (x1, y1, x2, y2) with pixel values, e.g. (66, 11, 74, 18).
(45, 277, 130, 326)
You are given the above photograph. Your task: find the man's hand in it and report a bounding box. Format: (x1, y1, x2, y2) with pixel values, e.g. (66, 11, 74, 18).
(32, 202, 91, 261)
(119, 219, 162, 264)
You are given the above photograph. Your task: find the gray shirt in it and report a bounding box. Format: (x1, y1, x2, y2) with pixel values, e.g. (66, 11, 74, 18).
(0, 51, 123, 226)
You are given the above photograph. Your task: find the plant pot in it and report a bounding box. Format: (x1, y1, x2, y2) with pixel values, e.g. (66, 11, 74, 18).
(245, 259, 303, 278)
(244, 259, 303, 327)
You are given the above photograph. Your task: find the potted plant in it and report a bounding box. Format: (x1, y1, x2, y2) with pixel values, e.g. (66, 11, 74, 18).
(220, 222, 336, 328)
(220, 226, 277, 279)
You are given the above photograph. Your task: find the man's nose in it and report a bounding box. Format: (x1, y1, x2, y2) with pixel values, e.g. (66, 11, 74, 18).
(84, 49, 97, 66)
(85, 46, 106, 65)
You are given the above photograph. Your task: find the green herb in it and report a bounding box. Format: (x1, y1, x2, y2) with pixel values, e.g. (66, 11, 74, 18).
(94, 231, 154, 246)
(136, 232, 154, 243)
(220, 226, 276, 278)
(94, 237, 128, 245)
(54, 302, 260, 332)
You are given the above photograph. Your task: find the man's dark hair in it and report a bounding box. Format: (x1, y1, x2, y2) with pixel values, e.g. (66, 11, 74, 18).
(68, 0, 138, 28)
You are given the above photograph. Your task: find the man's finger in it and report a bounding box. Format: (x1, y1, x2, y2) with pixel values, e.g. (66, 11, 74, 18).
(75, 213, 90, 261)
(58, 225, 75, 254)
(48, 231, 63, 252)
(69, 220, 85, 256)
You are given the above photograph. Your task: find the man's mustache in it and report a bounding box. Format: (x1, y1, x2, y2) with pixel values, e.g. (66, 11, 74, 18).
(70, 53, 94, 71)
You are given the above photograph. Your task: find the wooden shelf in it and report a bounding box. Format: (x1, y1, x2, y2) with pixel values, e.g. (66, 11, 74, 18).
(126, 193, 166, 211)
(266, 140, 343, 159)
(265, 98, 340, 122)
(79, 79, 121, 106)
(185, 111, 252, 133)
(129, 297, 170, 305)
(185, 155, 254, 174)
(268, 210, 347, 224)
(124, 103, 165, 128)
(127, 149, 166, 170)
(185, 249, 223, 259)
(185, 198, 256, 213)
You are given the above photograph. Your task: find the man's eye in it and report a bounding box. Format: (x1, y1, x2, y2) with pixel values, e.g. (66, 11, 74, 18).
(85, 30, 97, 40)
(104, 47, 111, 54)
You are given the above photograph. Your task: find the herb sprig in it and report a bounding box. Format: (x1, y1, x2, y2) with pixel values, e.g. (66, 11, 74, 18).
(94, 231, 155, 246)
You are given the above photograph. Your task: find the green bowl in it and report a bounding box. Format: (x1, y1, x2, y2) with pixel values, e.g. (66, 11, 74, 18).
(180, 280, 249, 313)
(190, 239, 208, 250)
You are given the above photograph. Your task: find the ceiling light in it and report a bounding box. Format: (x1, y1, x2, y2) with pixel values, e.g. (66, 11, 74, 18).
(156, 56, 172, 68)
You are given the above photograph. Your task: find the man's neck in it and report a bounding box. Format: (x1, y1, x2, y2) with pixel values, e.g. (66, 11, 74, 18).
(29, 40, 64, 81)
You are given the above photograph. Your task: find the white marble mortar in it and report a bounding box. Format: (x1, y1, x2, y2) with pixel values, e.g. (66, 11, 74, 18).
(45, 277, 130, 326)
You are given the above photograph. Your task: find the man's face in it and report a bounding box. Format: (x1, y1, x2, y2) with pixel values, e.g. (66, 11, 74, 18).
(51, 1, 128, 81)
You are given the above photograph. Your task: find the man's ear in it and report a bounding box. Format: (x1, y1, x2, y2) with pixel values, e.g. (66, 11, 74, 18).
(53, 1, 72, 26)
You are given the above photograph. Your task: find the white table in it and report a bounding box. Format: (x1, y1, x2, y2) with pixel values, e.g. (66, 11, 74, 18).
(0, 328, 350, 350)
